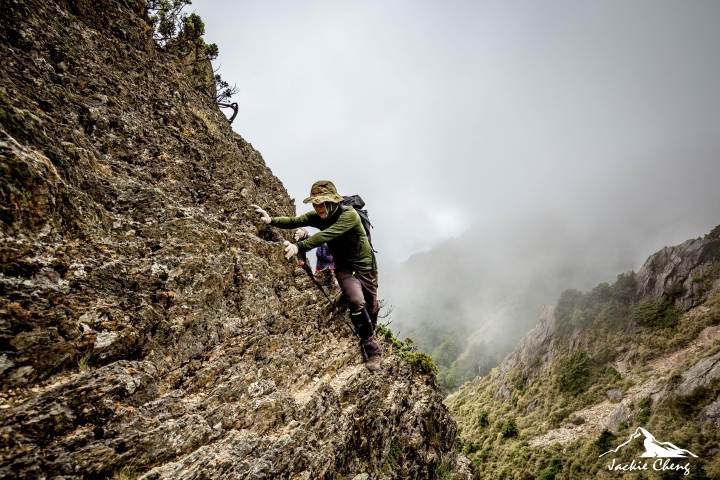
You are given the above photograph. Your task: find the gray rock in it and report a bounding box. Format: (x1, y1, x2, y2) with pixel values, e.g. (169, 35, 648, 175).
(607, 389, 623, 401)
(497, 306, 557, 380)
(0, 354, 14, 376)
(635, 237, 720, 310)
(352, 475, 369, 480)
(493, 383, 511, 402)
(604, 402, 630, 431)
(94, 331, 118, 350)
(570, 416, 585, 425)
(453, 455, 480, 480)
(698, 394, 720, 433)
(526, 398, 542, 414)
(676, 352, 720, 396)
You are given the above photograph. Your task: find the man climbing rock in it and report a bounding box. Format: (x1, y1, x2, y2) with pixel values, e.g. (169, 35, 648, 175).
(251, 180, 383, 371)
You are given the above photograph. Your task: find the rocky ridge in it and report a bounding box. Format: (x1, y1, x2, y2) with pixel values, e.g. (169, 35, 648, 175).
(0, 1, 475, 478)
(446, 233, 720, 478)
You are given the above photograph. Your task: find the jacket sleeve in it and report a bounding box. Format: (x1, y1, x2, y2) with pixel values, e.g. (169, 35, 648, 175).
(297, 209, 356, 252)
(270, 211, 316, 229)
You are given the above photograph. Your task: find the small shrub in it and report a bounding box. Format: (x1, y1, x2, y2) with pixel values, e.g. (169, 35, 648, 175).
(594, 344, 617, 365)
(537, 458, 562, 480)
(511, 396, 518, 408)
(705, 224, 720, 241)
(639, 395, 652, 409)
(478, 410, 489, 427)
(604, 366, 621, 379)
(669, 371, 683, 386)
(666, 282, 687, 300)
(557, 351, 590, 396)
(636, 408, 651, 425)
(633, 300, 681, 329)
(693, 275, 703, 283)
(501, 417, 518, 438)
(556, 289, 584, 335)
(571, 308, 588, 328)
(112, 467, 138, 480)
(594, 429, 616, 451)
(400, 351, 438, 375)
(618, 421, 629, 432)
(434, 461, 452, 480)
(384, 437, 402, 470)
(462, 441, 480, 455)
(78, 350, 92, 371)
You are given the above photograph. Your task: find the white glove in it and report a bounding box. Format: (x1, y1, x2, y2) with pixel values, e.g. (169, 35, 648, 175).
(283, 240, 298, 259)
(294, 228, 308, 242)
(250, 204, 271, 224)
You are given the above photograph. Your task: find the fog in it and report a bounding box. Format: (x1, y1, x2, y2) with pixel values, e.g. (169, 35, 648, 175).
(191, 1, 720, 357)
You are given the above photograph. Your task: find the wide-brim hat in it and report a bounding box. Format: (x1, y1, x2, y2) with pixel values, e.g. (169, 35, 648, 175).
(303, 180, 344, 204)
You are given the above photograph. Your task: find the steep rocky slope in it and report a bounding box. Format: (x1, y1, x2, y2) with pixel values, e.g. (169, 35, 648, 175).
(447, 232, 720, 479)
(0, 1, 475, 478)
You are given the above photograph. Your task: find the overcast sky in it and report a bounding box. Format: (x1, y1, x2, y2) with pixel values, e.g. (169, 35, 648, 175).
(193, 0, 720, 271)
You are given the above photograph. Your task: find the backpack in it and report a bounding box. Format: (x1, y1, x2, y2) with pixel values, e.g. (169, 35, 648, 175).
(342, 195, 377, 252)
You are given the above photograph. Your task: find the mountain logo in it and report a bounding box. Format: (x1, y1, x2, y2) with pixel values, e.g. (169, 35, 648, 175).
(600, 427, 698, 459)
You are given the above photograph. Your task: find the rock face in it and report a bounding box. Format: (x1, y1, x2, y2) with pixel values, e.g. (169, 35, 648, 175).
(635, 237, 720, 310)
(495, 305, 556, 381)
(675, 351, 720, 397)
(0, 1, 473, 478)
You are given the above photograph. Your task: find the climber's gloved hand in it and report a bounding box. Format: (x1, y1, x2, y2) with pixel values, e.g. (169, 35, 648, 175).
(283, 240, 299, 260)
(294, 228, 308, 242)
(250, 204, 271, 224)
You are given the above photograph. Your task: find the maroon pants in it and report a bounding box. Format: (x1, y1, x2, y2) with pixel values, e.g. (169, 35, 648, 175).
(335, 270, 379, 315)
(335, 269, 382, 358)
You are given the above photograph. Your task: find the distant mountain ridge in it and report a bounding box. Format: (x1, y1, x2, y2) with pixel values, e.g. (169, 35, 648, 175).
(445, 227, 720, 478)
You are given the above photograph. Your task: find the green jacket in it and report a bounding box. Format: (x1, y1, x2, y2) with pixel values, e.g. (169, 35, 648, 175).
(271, 207, 376, 274)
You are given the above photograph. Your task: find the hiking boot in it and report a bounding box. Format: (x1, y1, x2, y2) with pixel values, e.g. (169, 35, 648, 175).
(365, 354, 382, 372)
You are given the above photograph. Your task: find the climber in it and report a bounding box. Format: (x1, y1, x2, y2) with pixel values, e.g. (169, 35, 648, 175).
(315, 241, 335, 273)
(251, 180, 383, 371)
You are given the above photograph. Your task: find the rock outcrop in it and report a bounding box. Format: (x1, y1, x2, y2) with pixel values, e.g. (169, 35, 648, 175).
(446, 233, 720, 478)
(635, 236, 720, 310)
(0, 1, 473, 478)
(495, 305, 556, 381)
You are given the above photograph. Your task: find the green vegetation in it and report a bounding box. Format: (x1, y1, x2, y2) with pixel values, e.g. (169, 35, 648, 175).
(501, 417, 518, 438)
(444, 229, 720, 478)
(556, 351, 590, 396)
(705, 223, 720, 241)
(537, 458, 563, 480)
(77, 350, 92, 371)
(633, 300, 682, 329)
(446, 275, 720, 478)
(380, 437, 402, 474)
(636, 408, 651, 425)
(144, 1, 238, 108)
(403, 318, 503, 393)
(112, 467, 138, 480)
(376, 323, 438, 374)
(478, 410, 489, 427)
(433, 461, 453, 480)
(594, 429, 616, 452)
(556, 272, 637, 338)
